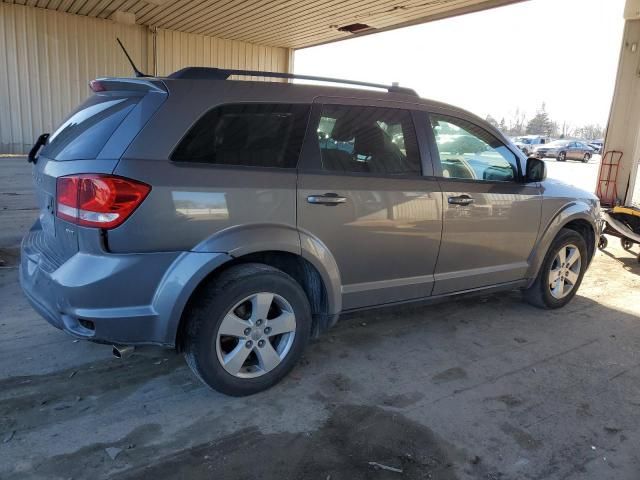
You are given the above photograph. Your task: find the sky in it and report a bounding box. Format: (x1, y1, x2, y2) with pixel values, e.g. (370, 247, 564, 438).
(294, 0, 626, 130)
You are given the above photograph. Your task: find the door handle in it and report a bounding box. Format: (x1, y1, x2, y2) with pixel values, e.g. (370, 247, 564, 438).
(448, 195, 474, 206)
(307, 193, 347, 206)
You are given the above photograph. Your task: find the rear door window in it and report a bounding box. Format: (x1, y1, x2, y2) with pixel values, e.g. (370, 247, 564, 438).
(41, 94, 140, 161)
(171, 104, 310, 168)
(316, 104, 421, 176)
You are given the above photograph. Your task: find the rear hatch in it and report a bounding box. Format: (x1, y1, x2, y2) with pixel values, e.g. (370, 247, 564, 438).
(29, 79, 167, 266)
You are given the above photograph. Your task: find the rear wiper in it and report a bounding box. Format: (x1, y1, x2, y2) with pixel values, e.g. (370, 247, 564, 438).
(28, 133, 49, 164)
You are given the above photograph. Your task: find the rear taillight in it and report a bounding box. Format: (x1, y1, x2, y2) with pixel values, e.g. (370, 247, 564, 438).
(56, 174, 150, 229)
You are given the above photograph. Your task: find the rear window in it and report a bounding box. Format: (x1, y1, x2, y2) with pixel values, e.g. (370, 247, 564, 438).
(171, 103, 310, 168)
(41, 94, 139, 161)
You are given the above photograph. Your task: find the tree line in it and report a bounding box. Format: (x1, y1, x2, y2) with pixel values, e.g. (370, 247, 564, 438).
(485, 103, 604, 141)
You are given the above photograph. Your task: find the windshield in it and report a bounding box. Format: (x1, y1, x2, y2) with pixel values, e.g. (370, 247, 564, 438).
(41, 94, 140, 160)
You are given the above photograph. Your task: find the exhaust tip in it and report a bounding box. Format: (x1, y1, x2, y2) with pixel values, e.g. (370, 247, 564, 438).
(112, 345, 135, 359)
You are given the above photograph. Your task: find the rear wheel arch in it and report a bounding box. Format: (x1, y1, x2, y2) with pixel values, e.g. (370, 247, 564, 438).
(175, 250, 335, 351)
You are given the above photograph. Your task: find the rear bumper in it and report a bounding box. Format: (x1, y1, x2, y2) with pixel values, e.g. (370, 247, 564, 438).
(20, 225, 231, 346)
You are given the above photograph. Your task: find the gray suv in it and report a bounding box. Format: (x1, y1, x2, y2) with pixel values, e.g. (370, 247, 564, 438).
(21, 68, 600, 396)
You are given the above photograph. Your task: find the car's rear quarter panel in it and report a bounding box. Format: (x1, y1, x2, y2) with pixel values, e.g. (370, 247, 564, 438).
(110, 80, 314, 253)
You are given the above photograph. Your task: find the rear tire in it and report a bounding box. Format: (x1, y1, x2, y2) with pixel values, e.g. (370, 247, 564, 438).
(523, 228, 588, 309)
(183, 263, 312, 396)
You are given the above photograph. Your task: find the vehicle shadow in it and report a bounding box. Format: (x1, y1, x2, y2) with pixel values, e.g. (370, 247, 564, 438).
(3, 286, 640, 480)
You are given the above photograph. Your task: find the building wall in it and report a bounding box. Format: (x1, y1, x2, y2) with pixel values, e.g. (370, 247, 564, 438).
(0, 3, 292, 154)
(0, 3, 148, 154)
(154, 28, 293, 78)
(603, 17, 640, 206)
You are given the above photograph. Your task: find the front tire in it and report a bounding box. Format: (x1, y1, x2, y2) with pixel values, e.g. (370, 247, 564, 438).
(557, 151, 567, 162)
(524, 228, 588, 309)
(183, 263, 312, 396)
(582, 153, 591, 163)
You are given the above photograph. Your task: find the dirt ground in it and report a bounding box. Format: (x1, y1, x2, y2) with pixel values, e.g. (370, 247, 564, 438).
(1, 156, 639, 480)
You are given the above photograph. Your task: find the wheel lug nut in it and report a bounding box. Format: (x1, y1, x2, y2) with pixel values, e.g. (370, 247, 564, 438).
(264, 327, 271, 335)
(256, 319, 263, 326)
(258, 340, 265, 348)
(244, 328, 251, 336)
(245, 340, 253, 348)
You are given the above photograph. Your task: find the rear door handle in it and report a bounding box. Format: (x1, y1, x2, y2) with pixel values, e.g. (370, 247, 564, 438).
(448, 195, 474, 206)
(307, 193, 347, 206)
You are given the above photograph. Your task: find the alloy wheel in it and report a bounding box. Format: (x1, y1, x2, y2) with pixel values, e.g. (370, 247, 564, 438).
(548, 244, 582, 299)
(216, 292, 297, 378)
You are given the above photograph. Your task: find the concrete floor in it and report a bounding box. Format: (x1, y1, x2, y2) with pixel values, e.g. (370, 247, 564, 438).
(1, 156, 639, 480)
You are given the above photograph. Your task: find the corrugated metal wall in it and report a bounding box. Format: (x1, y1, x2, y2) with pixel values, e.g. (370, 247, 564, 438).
(0, 3, 148, 153)
(0, 3, 293, 154)
(155, 28, 292, 77)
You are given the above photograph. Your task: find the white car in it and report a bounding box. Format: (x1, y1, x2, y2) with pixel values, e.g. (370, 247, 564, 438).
(512, 135, 550, 155)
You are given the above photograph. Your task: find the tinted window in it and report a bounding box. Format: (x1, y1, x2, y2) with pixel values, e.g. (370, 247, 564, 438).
(430, 115, 517, 182)
(316, 105, 421, 176)
(41, 94, 139, 161)
(172, 104, 310, 168)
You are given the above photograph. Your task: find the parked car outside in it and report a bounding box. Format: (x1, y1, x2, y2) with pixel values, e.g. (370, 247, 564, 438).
(21, 70, 600, 395)
(533, 140, 594, 162)
(588, 139, 604, 154)
(512, 135, 550, 156)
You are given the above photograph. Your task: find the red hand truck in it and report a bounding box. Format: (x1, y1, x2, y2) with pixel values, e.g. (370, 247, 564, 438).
(597, 150, 623, 207)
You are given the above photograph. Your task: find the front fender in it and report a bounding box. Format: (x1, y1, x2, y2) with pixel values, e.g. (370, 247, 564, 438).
(525, 200, 598, 286)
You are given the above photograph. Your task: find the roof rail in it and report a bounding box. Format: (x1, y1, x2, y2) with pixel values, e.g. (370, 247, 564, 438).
(168, 67, 417, 96)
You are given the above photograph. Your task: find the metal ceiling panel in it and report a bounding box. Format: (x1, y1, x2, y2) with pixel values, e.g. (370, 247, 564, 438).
(0, 0, 526, 49)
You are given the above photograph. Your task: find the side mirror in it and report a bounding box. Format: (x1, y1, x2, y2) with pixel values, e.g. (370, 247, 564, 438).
(526, 157, 546, 182)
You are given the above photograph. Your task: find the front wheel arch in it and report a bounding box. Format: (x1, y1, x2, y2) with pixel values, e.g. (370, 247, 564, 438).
(562, 218, 596, 263)
(523, 228, 589, 308)
(526, 211, 597, 288)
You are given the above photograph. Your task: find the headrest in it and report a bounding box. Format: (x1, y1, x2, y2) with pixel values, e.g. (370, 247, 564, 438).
(330, 117, 356, 142)
(354, 124, 385, 156)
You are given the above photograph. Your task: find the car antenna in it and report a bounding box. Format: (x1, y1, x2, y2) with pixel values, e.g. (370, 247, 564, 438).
(116, 37, 149, 77)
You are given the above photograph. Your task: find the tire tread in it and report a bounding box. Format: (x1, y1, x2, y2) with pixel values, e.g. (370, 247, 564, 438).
(183, 263, 311, 396)
(524, 228, 588, 309)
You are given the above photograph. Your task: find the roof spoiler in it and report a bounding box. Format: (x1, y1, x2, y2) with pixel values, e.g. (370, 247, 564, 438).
(168, 67, 417, 96)
(89, 78, 168, 94)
